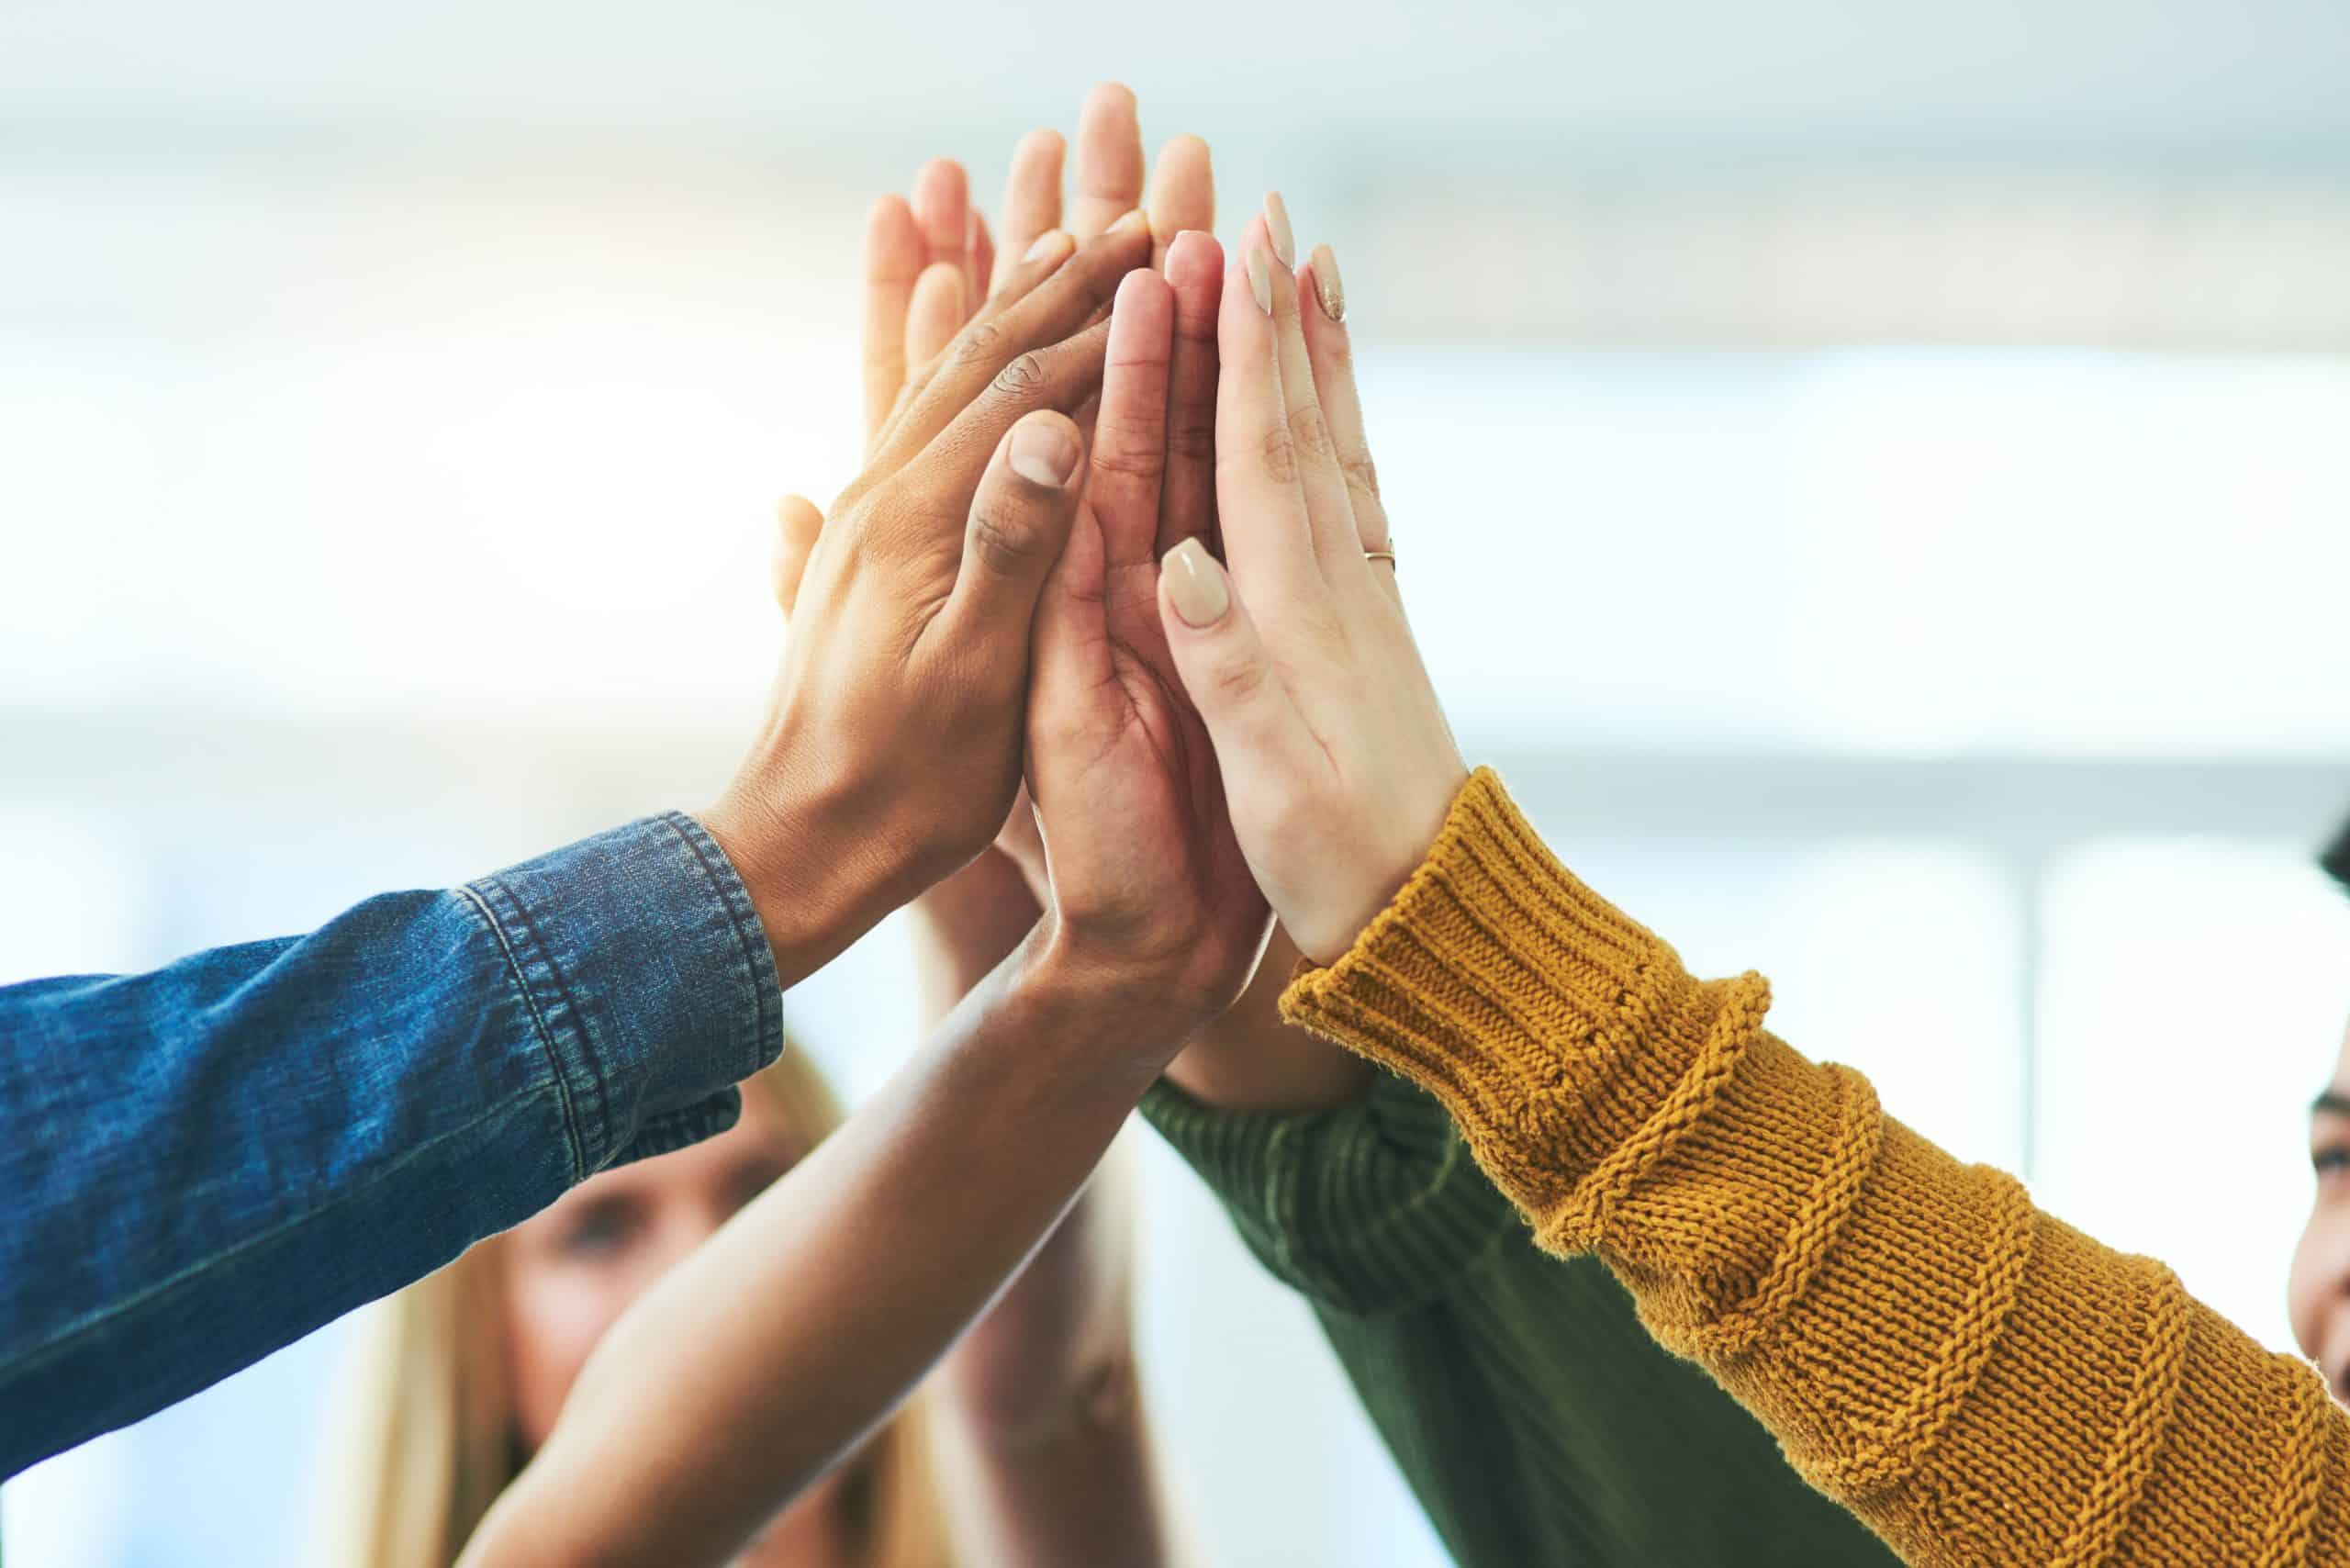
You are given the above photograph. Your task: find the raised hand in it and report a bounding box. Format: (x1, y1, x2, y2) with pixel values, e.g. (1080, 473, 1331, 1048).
(699, 216, 1153, 986)
(1153, 199, 1470, 964)
(1025, 256, 1271, 1025)
(845, 84, 1220, 922)
(864, 84, 1215, 459)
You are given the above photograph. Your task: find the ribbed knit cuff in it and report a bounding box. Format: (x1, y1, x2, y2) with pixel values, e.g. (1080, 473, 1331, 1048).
(1137, 1073, 1520, 1316)
(1279, 767, 1769, 1254)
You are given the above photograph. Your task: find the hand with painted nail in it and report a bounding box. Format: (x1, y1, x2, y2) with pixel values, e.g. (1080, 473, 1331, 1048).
(699, 217, 1154, 987)
(1021, 263, 1271, 1026)
(1155, 197, 1468, 965)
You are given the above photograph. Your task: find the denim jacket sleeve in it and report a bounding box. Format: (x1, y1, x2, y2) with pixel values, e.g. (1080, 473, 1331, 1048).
(0, 810, 783, 1479)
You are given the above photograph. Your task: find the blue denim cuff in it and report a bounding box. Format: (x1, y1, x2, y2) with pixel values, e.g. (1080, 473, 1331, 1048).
(461, 811, 783, 1177)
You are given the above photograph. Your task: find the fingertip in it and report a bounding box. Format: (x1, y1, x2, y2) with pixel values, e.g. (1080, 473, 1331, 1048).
(1113, 265, 1173, 313)
(1304, 243, 1348, 327)
(1164, 230, 1224, 287)
(778, 493, 824, 535)
(773, 494, 825, 609)
(1157, 132, 1211, 166)
(912, 157, 968, 203)
(1015, 126, 1067, 164)
(1082, 81, 1139, 121)
(1006, 409, 1085, 491)
(909, 259, 968, 325)
(1108, 267, 1175, 364)
(1159, 536, 1232, 629)
(865, 195, 922, 265)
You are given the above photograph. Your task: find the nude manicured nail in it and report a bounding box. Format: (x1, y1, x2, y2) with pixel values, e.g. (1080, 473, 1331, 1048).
(1309, 243, 1346, 323)
(1008, 418, 1079, 488)
(1264, 192, 1296, 268)
(1245, 244, 1273, 314)
(1023, 229, 1072, 264)
(1162, 539, 1229, 626)
(1110, 208, 1150, 238)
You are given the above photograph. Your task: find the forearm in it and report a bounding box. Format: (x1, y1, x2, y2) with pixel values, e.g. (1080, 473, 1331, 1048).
(0, 812, 777, 1481)
(1160, 925, 1371, 1112)
(1284, 769, 2350, 1567)
(903, 852, 1174, 1566)
(460, 923, 1188, 1568)
(929, 1142, 1172, 1568)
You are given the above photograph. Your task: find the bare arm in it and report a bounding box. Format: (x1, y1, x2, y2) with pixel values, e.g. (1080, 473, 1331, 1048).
(911, 852, 1175, 1568)
(464, 221, 1270, 1568)
(456, 922, 1190, 1568)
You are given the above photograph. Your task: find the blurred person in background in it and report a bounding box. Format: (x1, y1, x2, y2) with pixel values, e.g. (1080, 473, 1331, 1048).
(326, 1044, 1167, 1568)
(2288, 806, 2350, 1404)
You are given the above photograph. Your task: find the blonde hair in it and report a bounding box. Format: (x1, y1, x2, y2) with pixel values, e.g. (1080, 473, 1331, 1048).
(318, 1047, 952, 1568)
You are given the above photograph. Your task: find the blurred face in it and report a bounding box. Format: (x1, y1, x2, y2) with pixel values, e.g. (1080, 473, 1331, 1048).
(2288, 1017, 2350, 1402)
(493, 1087, 854, 1566)
(498, 1088, 804, 1446)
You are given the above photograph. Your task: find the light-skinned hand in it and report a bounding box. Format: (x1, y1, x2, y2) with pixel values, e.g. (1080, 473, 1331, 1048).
(1153, 198, 1470, 964)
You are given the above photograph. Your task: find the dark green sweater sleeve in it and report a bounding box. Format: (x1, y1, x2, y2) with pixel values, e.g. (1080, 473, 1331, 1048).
(1137, 1073, 1899, 1567)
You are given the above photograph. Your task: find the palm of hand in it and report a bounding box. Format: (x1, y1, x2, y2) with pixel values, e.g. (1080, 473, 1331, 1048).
(1026, 497, 1269, 1016)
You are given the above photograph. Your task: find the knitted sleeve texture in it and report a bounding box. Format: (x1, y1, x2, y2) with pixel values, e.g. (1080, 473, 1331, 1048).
(1279, 767, 2350, 1568)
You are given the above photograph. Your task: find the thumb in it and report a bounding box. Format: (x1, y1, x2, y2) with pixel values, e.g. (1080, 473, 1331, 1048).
(1156, 536, 1302, 764)
(772, 495, 826, 617)
(934, 409, 1089, 644)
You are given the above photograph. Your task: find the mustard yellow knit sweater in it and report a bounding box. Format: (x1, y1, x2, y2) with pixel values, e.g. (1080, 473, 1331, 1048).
(1279, 768, 2350, 1568)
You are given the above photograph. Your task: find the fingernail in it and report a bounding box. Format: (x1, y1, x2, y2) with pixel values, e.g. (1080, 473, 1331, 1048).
(1023, 229, 1072, 264)
(1264, 192, 1296, 268)
(1245, 243, 1273, 314)
(1008, 418, 1079, 488)
(1309, 243, 1346, 323)
(1162, 538, 1230, 626)
(1110, 208, 1150, 238)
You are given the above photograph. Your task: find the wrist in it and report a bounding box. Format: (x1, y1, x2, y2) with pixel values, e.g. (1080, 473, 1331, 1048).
(1006, 917, 1214, 1087)
(698, 775, 920, 991)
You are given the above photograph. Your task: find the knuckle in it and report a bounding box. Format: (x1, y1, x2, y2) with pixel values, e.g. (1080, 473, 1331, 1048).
(1259, 427, 1298, 484)
(1087, 434, 1165, 483)
(1205, 648, 1270, 708)
(1166, 413, 1215, 464)
(967, 498, 1052, 576)
(990, 349, 1048, 398)
(954, 319, 1004, 365)
(1341, 449, 1382, 501)
(1287, 405, 1333, 461)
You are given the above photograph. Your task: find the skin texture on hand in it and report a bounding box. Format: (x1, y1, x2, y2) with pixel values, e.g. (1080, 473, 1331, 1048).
(1023, 261, 1270, 1021)
(854, 83, 1220, 924)
(1153, 200, 1471, 965)
(699, 214, 1154, 992)
(854, 105, 1366, 1117)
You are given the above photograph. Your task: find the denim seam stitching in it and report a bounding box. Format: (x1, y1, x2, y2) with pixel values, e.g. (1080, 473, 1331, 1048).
(657, 811, 777, 1079)
(456, 881, 588, 1184)
(475, 877, 613, 1176)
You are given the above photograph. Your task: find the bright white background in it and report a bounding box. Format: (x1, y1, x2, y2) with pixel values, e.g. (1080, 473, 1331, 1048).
(6, 3, 2350, 1564)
